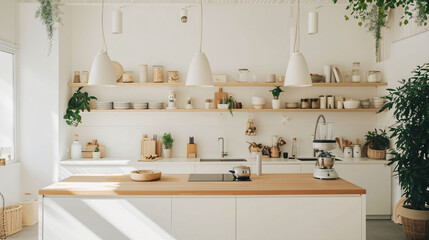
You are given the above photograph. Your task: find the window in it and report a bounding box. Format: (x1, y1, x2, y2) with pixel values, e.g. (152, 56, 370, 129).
(0, 41, 17, 162)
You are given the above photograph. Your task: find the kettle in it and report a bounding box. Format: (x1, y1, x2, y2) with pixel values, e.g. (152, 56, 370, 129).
(229, 166, 251, 180)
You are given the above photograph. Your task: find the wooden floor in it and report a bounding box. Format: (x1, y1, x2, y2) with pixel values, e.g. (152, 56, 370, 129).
(8, 220, 406, 240)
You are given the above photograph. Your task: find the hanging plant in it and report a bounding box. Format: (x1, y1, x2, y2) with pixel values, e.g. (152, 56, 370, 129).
(64, 87, 97, 127)
(334, 0, 429, 60)
(35, 0, 63, 53)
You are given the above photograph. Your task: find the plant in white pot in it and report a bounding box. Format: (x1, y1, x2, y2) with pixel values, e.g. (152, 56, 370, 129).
(269, 86, 284, 109)
(92, 146, 101, 159)
(380, 63, 429, 240)
(161, 133, 174, 158)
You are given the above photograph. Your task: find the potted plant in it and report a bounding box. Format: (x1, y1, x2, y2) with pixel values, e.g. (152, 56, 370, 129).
(225, 96, 236, 116)
(92, 146, 101, 159)
(35, 0, 63, 53)
(380, 63, 429, 239)
(64, 87, 97, 127)
(364, 129, 390, 159)
(269, 86, 284, 109)
(161, 133, 174, 158)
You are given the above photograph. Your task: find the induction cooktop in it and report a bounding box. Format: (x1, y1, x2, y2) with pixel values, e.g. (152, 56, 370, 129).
(188, 174, 250, 182)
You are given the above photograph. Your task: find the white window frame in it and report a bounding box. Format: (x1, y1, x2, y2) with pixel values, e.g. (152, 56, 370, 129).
(0, 39, 19, 162)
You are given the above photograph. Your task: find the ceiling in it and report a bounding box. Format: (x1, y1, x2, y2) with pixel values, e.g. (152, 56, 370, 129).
(18, 0, 347, 5)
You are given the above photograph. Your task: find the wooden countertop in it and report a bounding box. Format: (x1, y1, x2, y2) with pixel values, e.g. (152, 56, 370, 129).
(39, 174, 366, 196)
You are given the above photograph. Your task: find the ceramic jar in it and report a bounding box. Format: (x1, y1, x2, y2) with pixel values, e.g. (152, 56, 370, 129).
(344, 147, 353, 158)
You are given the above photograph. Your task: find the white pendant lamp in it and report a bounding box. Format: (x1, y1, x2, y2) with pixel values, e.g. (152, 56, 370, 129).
(284, 0, 312, 87)
(186, 0, 213, 87)
(89, 0, 116, 86)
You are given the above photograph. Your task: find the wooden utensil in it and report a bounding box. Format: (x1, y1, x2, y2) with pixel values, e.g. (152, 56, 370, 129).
(335, 137, 342, 150)
(214, 88, 228, 109)
(356, 138, 359, 145)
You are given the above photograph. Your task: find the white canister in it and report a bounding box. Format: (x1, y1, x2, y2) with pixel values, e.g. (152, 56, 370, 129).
(327, 96, 334, 109)
(323, 65, 331, 83)
(266, 74, 276, 83)
(320, 95, 326, 109)
(336, 100, 343, 109)
(71, 140, 82, 159)
(139, 64, 148, 83)
(256, 153, 262, 176)
(344, 147, 353, 158)
(353, 145, 361, 158)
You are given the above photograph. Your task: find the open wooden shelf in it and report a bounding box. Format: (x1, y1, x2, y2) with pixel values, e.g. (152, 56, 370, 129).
(85, 108, 382, 113)
(68, 82, 387, 88)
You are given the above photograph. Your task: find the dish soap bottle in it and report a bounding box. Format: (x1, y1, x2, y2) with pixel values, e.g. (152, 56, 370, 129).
(291, 138, 297, 158)
(71, 134, 82, 159)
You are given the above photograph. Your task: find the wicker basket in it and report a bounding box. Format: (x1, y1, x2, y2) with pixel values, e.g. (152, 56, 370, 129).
(367, 147, 386, 159)
(0, 204, 23, 237)
(401, 206, 429, 240)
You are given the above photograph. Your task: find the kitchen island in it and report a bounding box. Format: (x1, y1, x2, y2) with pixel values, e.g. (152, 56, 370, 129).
(39, 174, 366, 240)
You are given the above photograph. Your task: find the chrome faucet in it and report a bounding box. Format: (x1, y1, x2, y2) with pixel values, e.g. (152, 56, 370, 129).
(218, 137, 228, 158)
(313, 114, 326, 157)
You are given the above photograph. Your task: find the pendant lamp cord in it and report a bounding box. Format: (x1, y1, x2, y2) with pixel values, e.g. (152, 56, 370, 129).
(101, 0, 108, 52)
(199, 0, 203, 53)
(293, 0, 301, 53)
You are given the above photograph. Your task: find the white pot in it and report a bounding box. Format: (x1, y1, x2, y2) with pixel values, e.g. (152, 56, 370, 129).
(163, 149, 172, 158)
(93, 152, 101, 159)
(272, 99, 280, 109)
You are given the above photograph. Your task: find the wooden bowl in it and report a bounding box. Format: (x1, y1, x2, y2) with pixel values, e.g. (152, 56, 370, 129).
(130, 170, 162, 182)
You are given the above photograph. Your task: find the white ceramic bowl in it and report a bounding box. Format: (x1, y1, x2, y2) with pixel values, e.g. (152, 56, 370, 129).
(217, 104, 229, 109)
(251, 97, 265, 105)
(343, 100, 360, 109)
(285, 102, 299, 109)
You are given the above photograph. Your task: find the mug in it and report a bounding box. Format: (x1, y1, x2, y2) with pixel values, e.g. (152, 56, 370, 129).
(266, 74, 276, 83)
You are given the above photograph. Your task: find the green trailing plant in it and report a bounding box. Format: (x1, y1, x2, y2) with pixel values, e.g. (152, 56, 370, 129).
(225, 96, 236, 116)
(161, 133, 174, 149)
(35, 0, 63, 53)
(269, 86, 284, 100)
(365, 129, 390, 150)
(335, 0, 429, 60)
(64, 87, 97, 127)
(379, 63, 429, 210)
(94, 146, 100, 152)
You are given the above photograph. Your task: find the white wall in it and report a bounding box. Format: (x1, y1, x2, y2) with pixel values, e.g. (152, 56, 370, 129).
(68, 4, 379, 159)
(376, 30, 429, 218)
(19, 3, 60, 195)
(0, 0, 17, 44)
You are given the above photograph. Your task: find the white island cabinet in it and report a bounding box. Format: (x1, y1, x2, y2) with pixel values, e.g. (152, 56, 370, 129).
(40, 174, 366, 240)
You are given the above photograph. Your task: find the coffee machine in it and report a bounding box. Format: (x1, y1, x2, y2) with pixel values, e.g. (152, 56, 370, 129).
(312, 115, 339, 180)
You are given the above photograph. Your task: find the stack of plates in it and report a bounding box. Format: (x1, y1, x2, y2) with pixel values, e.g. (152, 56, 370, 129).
(133, 102, 148, 109)
(96, 101, 113, 110)
(148, 102, 164, 109)
(113, 102, 131, 109)
(372, 97, 384, 109)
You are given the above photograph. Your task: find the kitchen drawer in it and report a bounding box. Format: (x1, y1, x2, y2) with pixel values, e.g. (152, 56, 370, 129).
(262, 164, 300, 173)
(118, 163, 157, 174)
(156, 164, 195, 174)
(60, 166, 119, 180)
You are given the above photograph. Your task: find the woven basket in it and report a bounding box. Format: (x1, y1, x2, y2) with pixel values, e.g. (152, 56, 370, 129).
(401, 206, 429, 240)
(367, 147, 386, 159)
(0, 204, 23, 237)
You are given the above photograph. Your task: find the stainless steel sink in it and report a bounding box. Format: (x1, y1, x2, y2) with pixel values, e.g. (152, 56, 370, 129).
(200, 158, 247, 162)
(297, 157, 342, 161)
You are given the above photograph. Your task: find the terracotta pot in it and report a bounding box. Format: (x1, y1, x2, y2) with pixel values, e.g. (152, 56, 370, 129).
(401, 206, 429, 240)
(163, 149, 172, 158)
(367, 147, 386, 159)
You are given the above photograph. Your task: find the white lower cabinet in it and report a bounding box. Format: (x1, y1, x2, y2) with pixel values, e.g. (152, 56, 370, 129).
(171, 197, 235, 240)
(262, 164, 300, 173)
(118, 163, 157, 173)
(43, 197, 172, 240)
(236, 196, 363, 240)
(194, 164, 253, 174)
(156, 164, 195, 174)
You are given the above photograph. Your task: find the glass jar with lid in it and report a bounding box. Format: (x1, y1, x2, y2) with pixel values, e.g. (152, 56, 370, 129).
(301, 98, 310, 109)
(352, 62, 361, 82)
(238, 69, 249, 82)
(368, 71, 377, 83)
(153, 65, 164, 83)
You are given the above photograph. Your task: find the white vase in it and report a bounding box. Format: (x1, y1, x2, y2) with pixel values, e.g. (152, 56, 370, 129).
(272, 99, 280, 109)
(163, 149, 172, 158)
(93, 152, 101, 159)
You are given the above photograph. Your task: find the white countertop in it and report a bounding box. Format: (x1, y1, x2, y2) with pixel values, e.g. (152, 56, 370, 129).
(60, 157, 388, 165)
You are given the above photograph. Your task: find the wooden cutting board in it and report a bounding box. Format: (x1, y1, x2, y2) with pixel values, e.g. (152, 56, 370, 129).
(214, 88, 228, 109)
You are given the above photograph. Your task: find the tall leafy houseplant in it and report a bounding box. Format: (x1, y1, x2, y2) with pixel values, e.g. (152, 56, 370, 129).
(161, 133, 174, 158)
(64, 87, 97, 127)
(333, 0, 429, 61)
(35, 0, 63, 53)
(380, 63, 429, 239)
